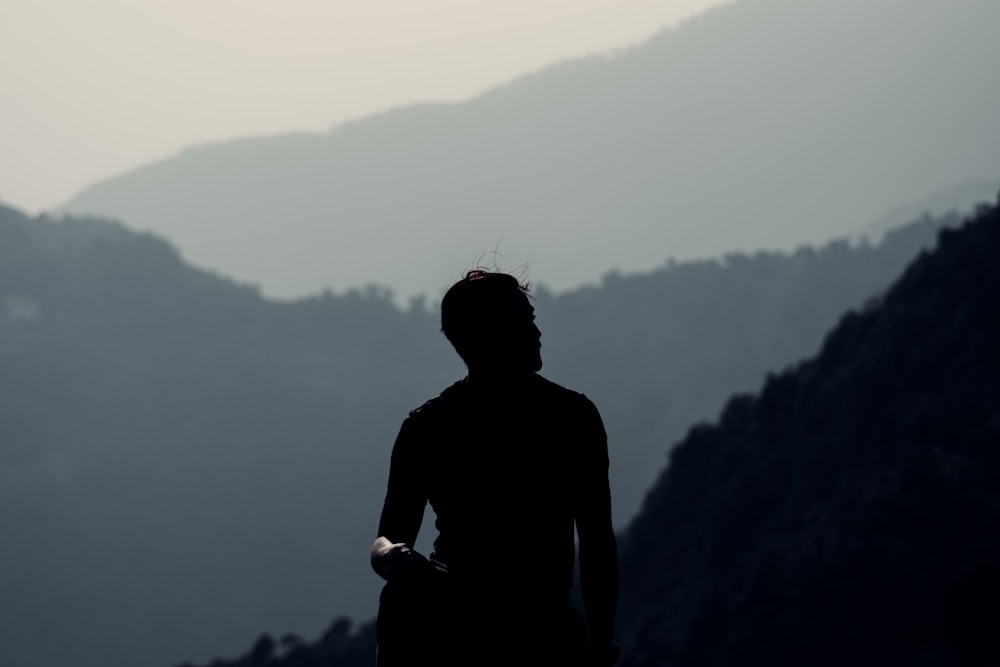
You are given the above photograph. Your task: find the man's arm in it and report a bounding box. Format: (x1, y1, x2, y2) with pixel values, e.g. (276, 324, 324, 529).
(371, 416, 428, 581)
(574, 398, 619, 658)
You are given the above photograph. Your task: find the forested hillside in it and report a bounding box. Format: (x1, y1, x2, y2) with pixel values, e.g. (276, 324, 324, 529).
(0, 205, 457, 667)
(616, 200, 1000, 665)
(0, 200, 969, 667)
(62, 0, 1000, 299)
(170, 197, 1000, 667)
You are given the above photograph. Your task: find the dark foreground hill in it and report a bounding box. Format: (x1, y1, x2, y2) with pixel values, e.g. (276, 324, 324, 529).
(62, 0, 1000, 299)
(176, 199, 1000, 667)
(617, 200, 1000, 665)
(0, 200, 970, 667)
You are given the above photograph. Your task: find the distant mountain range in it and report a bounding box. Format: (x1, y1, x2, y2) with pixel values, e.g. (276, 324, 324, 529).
(60, 0, 1000, 300)
(1, 191, 976, 667)
(854, 179, 997, 242)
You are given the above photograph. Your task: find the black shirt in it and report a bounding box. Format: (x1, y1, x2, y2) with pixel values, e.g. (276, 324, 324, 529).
(378, 373, 611, 609)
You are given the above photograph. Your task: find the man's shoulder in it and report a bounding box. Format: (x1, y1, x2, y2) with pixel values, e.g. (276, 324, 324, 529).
(531, 374, 596, 409)
(406, 378, 470, 420)
(532, 375, 607, 440)
(404, 374, 600, 421)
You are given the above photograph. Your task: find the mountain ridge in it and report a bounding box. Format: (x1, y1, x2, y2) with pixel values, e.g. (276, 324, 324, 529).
(61, 0, 1000, 300)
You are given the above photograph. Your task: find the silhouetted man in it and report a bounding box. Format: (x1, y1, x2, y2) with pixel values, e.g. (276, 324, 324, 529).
(371, 271, 619, 666)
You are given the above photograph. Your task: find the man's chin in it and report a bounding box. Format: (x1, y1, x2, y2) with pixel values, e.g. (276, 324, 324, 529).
(515, 358, 542, 375)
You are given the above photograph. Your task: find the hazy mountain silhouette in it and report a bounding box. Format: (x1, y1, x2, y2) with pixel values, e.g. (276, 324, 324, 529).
(167, 197, 1000, 667)
(855, 178, 997, 242)
(0, 204, 459, 667)
(0, 197, 975, 667)
(60, 0, 1000, 300)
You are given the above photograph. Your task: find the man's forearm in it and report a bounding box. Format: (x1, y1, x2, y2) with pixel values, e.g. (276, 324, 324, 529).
(579, 534, 619, 643)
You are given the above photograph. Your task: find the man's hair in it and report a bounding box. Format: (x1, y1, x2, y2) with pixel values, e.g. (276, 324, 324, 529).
(440, 270, 531, 358)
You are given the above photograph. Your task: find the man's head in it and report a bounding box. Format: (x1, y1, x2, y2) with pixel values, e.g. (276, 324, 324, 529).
(440, 270, 542, 374)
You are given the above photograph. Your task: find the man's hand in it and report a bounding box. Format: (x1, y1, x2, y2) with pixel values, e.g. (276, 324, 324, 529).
(383, 543, 431, 581)
(371, 536, 441, 582)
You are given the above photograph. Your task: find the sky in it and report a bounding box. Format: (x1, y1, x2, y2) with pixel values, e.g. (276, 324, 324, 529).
(1, 0, 729, 213)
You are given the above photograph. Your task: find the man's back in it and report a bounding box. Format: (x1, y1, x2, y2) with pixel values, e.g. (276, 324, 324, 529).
(388, 374, 608, 607)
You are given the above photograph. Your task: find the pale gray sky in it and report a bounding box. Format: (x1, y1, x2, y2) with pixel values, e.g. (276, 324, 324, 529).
(1, 0, 729, 213)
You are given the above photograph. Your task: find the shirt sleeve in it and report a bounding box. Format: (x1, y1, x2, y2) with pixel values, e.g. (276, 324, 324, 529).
(572, 394, 619, 645)
(573, 394, 611, 518)
(376, 414, 428, 547)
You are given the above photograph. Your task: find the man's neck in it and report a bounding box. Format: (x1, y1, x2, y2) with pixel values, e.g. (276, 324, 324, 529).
(465, 368, 536, 389)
